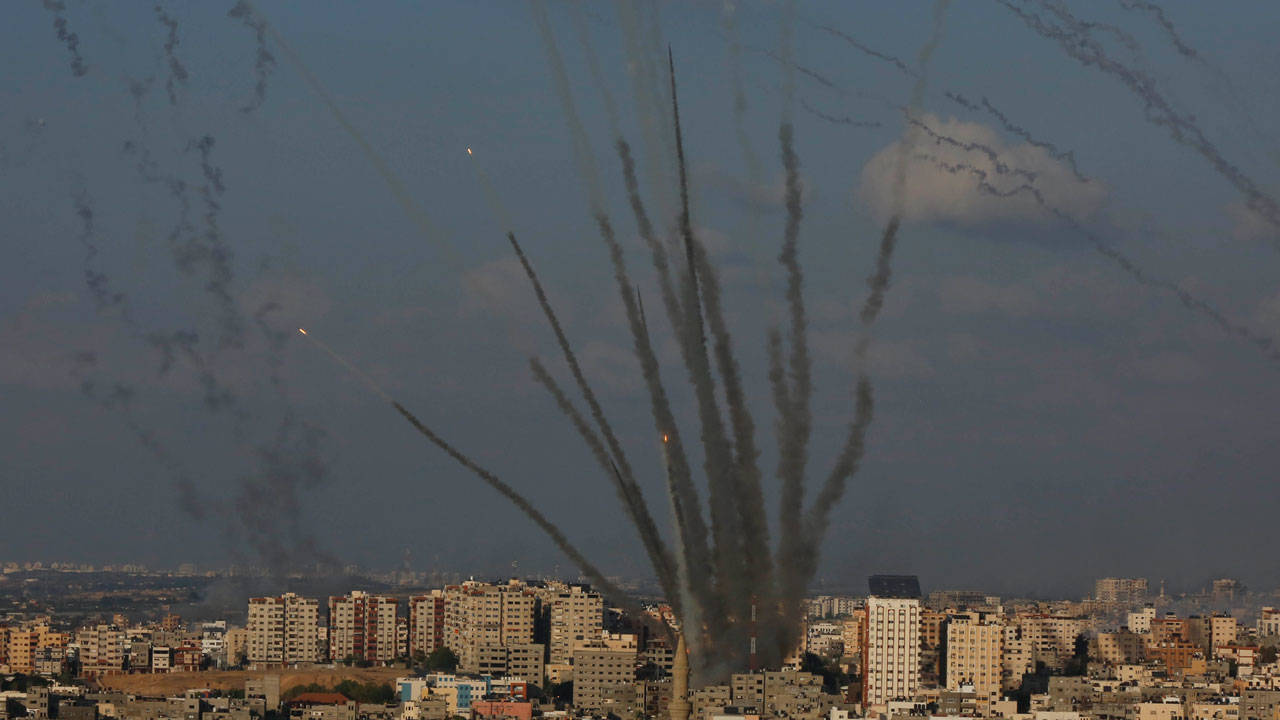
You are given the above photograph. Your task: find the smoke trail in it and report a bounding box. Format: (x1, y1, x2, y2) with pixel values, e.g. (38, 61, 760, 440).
(1116, 0, 1194, 58)
(227, 1, 276, 114)
(799, 99, 882, 128)
(40, 0, 88, 77)
(722, 1, 764, 225)
(806, 19, 920, 79)
(669, 48, 746, 633)
(615, 137, 719, 634)
(247, 2, 454, 264)
(857, 0, 950, 356)
(617, 1, 676, 229)
(1115, 0, 1276, 153)
(569, 0, 621, 140)
(999, 0, 1280, 237)
(506, 232, 679, 602)
(1040, 0, 1143, 58)
(530, 0, 605, 214)
(905, 114, 1039, 183)
(154, 5, 188, 106)
(182, 135, 243, 350)
(73, 191, 126, 312)
(912, 152, 1280, 363)
(618, 138, 685, 342)
(773, 122, 812, 657)
(388, 399, 653, 625)
(946, 92, 1090, 184)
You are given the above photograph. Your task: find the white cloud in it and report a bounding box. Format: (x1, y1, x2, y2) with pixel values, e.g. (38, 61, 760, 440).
(1225, 198, 1280, 245)
(857, 114, 1107, 226)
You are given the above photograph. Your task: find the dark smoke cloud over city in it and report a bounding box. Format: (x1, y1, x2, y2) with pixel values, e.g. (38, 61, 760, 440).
(4, 0, 1280, 649)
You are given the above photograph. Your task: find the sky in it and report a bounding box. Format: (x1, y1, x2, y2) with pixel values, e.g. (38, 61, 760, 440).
(3, 1, 1280, 600)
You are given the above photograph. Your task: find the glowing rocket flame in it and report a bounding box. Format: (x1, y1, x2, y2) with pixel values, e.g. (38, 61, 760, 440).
(466, 147, 472, 156)
(663, 434, 669, 443)
(298, 328, 307, 335)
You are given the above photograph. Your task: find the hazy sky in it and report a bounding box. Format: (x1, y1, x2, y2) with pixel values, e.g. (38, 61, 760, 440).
(4, 1, 1280, 599)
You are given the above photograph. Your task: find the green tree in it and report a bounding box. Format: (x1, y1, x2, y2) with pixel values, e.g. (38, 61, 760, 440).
(425, 647, 459, 672)
(1260, 646, 1278, 664)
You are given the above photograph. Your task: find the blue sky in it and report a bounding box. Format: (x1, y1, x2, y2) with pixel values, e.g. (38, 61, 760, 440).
(3, 1, 1280, 597)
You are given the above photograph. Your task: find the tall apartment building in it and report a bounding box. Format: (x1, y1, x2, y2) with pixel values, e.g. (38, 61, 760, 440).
(329, 591, 399, 663)
(572, 647, 637, 714)
(409, 591, 447, 658)
(547, 585, 603, 666)
(76, 624, 126, 676)
(945, 612, 1003, 703)
(1001, 623, 1033, 690)
(1095, 578, 1149, 605)
(444, 580, 538, 675)
(862, 596, 921, 708)
(246, 593, 321, 665)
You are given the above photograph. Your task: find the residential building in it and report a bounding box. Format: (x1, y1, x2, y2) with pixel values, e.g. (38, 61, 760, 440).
(945, 611, 1003, 703)
(443, 580, 537, 674)
(246, 593, 321, 665)
(572, 647, 637, 714)
(408, 591, 446, 658)
(329, 592, 399, 664)
(862, 595, 921, 708)
(547, 585, 603, 666)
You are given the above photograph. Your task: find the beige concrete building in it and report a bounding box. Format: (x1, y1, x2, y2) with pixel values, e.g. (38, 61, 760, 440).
(77, 624, 126, 676)
(328, 591, 398, 663)
(444, 580, 537, 675)
(247, 593, 321, 665)
(1096, 578, 1149, 605)
(1001, 622, 1034, 690)
(547, 585, 603, 666)
(945, 612, 1003, 703)
(862, 596, 921, 709)
(408, 591, 446, 658)
(572, 647, 636, 714)
(1098, 629, 1146, 664)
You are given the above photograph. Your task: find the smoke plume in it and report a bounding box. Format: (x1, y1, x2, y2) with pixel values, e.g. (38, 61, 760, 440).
(227, 1, 276, 114)
(41, 0, 88, 77)
(155, 5, 189, 106)
(1000, 0, 1280, 237)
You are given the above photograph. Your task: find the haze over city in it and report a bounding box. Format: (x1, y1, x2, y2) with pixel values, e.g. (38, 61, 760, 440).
(5, 1, 1280, 602)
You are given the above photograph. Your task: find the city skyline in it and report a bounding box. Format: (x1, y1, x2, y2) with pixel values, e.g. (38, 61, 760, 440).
(4, 2, 1280, 600)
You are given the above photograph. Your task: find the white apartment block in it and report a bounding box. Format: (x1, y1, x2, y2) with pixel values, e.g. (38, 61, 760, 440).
(246, 593, 321, 665)
(862, 596, 921, 708)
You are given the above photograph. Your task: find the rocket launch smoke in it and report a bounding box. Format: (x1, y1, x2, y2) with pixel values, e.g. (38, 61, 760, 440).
(227, 1, 276, 114)
(40, 0, 88, 78)
(154, 5, 188, 107)
(999, 0, 1280, 238)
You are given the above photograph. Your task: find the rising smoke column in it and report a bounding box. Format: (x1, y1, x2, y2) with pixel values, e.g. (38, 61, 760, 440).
(506, 231, 679, 607)
(772, 121, 813, 665)
(227, 1, 276, 114)
(532, 4, 728, 667)
(999, 0, 1280, 238)
(667, 49, 753, 661)
(154, 4, 189, 106)
(40, 0, 88, 77)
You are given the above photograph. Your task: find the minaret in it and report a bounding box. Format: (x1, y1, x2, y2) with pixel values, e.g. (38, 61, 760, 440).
(669, 633, 691, 720)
